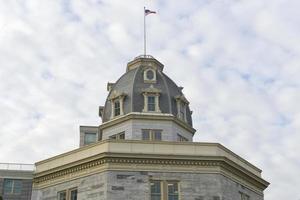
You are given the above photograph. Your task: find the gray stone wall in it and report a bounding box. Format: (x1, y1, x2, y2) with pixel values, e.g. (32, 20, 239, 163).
(32, 173, 108, 200)
(32, 171, 263, 200)
(101, 118, 193, 142)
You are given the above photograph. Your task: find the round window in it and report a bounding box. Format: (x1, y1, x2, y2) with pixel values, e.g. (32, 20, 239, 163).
(146, 70, 154, 80)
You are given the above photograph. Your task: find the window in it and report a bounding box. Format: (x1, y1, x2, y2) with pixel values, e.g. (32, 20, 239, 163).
(175, 95, 189, 122)
(58, 191, 66, 200)
(114, 100, 120, 116)
(144, 69, 156, 83)
(142, 130, 162, 141)
(240, 192, 250, 200)
(109, 132, 125, 140)
(150, 180, 179, 200)
(3, 179, 22, 194)
(148, 96, 156, 111)
(142, 130, 150, 140)
(179, 102, 186, 120)
(177, 134, 188, 142)
(84, 132, 97, 145)
(154, 130, 162, 140)
(142, 85, 161, 112)
(168, 182, 179, 200)
(70, 189, 77, 200)
(146, 70, 154, 80)
(57, 188, 77, 200)
(151, 181, 162, 200)
(109, 92, 126, 119)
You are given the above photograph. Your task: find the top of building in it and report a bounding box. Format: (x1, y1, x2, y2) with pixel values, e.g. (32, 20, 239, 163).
(100, 55, 193, 127)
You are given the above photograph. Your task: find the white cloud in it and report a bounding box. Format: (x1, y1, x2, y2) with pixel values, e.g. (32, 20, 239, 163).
(0, 0, 299, 199)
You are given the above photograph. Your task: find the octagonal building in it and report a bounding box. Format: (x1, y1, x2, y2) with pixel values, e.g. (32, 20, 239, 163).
(32, 56, 269, 200)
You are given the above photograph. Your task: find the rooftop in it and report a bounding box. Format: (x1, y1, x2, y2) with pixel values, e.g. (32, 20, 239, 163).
(0, 162, 35, 171)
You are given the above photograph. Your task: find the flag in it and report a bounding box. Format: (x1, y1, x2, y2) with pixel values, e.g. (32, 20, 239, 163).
(145, 9, 156, 16)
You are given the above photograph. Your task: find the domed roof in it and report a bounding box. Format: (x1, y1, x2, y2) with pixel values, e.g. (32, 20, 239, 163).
(102, 56, 193, 127)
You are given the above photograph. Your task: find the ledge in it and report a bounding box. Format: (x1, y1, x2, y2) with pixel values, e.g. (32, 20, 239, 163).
(99, 112, 196, 134)
(35, 140, 261, 175)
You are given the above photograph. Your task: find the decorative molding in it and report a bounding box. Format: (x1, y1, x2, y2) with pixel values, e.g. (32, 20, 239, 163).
(142, 84, 161, 94)
(175, 95, 189, 105)
(108, 90, 127, 101)
(33, 154, 268, 194)
(99, 112, 196, 134)
(143, 68, 157, 83)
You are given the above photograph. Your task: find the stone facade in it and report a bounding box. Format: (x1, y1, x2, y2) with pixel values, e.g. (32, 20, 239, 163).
(32, 170, 263, 200)
(101, 116, 194, 142)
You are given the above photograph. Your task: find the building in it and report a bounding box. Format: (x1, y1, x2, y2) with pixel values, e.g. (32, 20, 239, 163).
(31, 55, 269, 200)
(0, 163, 34, 200)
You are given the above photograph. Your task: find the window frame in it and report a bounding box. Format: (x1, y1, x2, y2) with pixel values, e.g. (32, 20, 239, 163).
(150, 180, 180, 200)
(114, 100, 121, 116)
(109, 132, 125, 140)
(142, 129, 162, 141)
(57, 190, 67, 200)
(57, 188, 78, 200)
(84, 132, 97, 145)
(147, 96, 156, 111)
(177, 134, 188, 142)
(69, 188, 78, 200)
(3, 179, 22, 195)
(144, 68, 157, 83)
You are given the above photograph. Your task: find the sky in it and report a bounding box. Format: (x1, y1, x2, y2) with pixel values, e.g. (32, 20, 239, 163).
(0, 0, 299, 199)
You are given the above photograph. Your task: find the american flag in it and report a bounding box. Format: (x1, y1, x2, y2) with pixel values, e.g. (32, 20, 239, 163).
(145, 9, 156, 16)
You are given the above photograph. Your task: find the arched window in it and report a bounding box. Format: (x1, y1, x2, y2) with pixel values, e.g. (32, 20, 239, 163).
(144, 68, 156, 83)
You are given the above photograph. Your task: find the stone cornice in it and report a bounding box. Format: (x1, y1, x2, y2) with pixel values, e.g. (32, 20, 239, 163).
(99, 112, 196, 134)
(127, 55, 164, 72)
(33, 140, 269, 193)
(33, 153, 269, 194)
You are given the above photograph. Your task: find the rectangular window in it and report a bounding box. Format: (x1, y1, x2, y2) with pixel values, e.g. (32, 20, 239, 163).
(240, 192, 250, 200)
(142, 130, 162, 141)
(3, 179, 22, 194)
(153, 130, 162, 141)
(142, 130, 150, 140)
(84, 132, 97, 145)
(70, 189, 77, 200)
(109, 132, 125, 140)
(58, 191, 66, 200)
(119, 132, 125, 139)
(150, 180, 180, 200)
(150, 181, 162, 200)
(179, 102, 185, 120)
(148, 96, 156, 111)
(114, 101, 120, 116)
(177, 134, 188, 142)
(168, 182, 179, 200)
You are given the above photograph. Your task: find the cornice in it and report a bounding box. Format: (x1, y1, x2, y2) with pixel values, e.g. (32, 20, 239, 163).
(33, 152, 269, 193)
(99, 112, 196, 134)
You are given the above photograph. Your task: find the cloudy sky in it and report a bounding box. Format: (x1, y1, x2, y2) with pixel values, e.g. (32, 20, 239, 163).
(0, 0, 299, 199)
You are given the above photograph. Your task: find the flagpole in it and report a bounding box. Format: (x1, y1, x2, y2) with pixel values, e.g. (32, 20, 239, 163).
(144, 6, 146, 56)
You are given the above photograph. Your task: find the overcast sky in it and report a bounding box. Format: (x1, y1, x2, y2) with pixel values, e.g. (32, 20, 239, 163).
(0, 0, 299, 199)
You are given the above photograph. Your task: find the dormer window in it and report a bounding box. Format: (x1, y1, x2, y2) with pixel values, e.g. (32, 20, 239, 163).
(142, 85, 161, 112)
(175, 95, 189, 122)
(109, 90, 126, 119)
(148, 96, 155, 111)
(114, 100, 120, 116)
(144, 68, 156, 83)
(179, 102, 186, 120)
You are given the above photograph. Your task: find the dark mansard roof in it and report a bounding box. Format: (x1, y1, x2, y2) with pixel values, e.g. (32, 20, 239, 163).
(102, 55, 193, 127)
